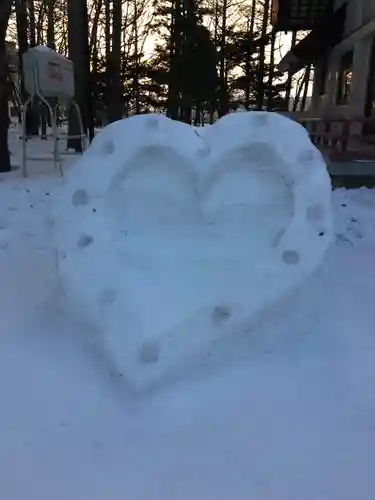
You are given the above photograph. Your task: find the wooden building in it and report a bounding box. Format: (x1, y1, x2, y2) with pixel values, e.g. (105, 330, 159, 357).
(274, 0, 375, 119)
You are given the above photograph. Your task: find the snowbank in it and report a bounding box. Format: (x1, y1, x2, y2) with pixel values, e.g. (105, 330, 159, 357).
(54, 111, 333, 390)
(0, 128, 375, 500)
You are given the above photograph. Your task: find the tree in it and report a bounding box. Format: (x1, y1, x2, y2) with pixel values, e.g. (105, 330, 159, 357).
(16, 0, 40, 135)
(150, 0, 217, 122)
(0, 0, 14, 173)
(1, 0, 294, 136)
(256, 0, 270, 109)
(67, 0, 94, 151)
(107, 0, 122, 122)
(244, 0, 256, 110)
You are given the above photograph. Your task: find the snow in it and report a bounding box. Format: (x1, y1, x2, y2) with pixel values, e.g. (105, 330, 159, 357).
(33, 45, 53, 51)
(0, 117, 374, 499)
(54, 112, 332, 390)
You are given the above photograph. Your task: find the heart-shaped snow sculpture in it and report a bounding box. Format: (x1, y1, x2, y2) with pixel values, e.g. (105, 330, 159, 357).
(54, 112, 332, 390)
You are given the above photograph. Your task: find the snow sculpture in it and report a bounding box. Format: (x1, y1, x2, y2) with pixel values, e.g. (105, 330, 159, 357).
(54, 112, 333, 390)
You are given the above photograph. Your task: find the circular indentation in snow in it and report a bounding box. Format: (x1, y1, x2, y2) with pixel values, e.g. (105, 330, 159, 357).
(72, 189, 89, 207)
(282, 250, 300, 265)
(147, 117, 159, 129)
(254, 113, 268, 126)
(298, 149, 315, 163)
(44, 216, 55, 230)
(102, 141, 115, 155)
(200, 146, 211, 158)
(139, 340, 160, 364)
(306, 203, 324, 222)
(77, 234, 94, 248)
(99, 288, 117, 306)
(212, 305, 232, 324)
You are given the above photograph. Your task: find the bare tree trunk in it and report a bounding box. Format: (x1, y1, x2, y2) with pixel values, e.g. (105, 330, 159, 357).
(47, 0, 55, 48)
(36, 0, 46, 45)
(103, 0, 111, 121)
(245, 0, 256, 110)
(16, 0, 40, 135)
(90, 0, 103, 125)
(301, 64, 311, 111)
(107, 0, 122, 122)
(218, 0, 228, 116)
(293, 68, 307, 112)
(105, 0, 111, 60)
(15, 0, 28, 67)
(256, 0, 270, 110)
(266, 28, 276, 110)
(285, 30, 297, 110)
(181, 101, 191, 124)
(41, 0, 56, 139)
(68, 0, 93, 150)
(27, 0, 36, 47)
(89, 0, 103, 59)
(209, 0, 219, 123)
(133, 0, 141, 114)
(0, 0, 13, 173)
(168, 0, 180, 120)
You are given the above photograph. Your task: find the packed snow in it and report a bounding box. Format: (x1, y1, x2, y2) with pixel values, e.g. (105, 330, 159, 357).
(0, 113, 374, 500)
(54, 112, 332, 389)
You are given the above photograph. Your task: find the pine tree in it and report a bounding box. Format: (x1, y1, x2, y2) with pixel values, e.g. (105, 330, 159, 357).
(150, 0, 217, 122)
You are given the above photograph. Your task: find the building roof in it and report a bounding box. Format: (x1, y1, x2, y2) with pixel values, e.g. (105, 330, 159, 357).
(278, 3, 347, 74)
(271, 0, 334, 31)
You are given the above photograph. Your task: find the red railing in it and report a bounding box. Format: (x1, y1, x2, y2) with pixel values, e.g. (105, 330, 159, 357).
(293, 117, 375, 162)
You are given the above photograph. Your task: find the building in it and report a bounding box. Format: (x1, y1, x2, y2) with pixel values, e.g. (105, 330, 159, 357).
(273, 0, 375, 118)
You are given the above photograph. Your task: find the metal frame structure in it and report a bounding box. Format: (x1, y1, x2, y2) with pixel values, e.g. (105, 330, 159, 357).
(20, 59, 86, 178)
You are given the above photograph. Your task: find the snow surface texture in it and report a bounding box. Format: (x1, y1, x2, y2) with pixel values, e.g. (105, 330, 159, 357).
(54, 112, 333, 390)
(1, 129, 375, 500)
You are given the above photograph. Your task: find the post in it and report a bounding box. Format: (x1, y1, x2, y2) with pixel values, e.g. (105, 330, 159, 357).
(20, 46, 86, 177)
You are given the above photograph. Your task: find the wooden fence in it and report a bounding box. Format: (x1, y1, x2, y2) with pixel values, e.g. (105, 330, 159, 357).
(293, 117, 375, 162)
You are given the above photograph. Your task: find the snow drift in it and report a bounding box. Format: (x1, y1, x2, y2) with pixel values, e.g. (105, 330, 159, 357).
(54, 111, 333, 390)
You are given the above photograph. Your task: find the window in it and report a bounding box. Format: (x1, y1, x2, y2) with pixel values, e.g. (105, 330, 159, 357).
(336, 51, 353, 105)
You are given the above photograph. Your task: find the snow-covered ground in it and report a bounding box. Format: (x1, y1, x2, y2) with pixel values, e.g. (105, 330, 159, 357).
(0, 120, 375, 499)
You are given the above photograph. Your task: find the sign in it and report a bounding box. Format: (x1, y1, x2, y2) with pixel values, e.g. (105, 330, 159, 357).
(47, 61, 63, 82)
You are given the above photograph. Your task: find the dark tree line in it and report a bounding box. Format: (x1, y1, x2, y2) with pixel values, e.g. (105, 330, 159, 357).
(0, 0, 295, 172)
(0, 0, 14, 172)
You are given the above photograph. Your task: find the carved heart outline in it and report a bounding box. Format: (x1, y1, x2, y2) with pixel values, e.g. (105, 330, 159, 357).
(55, 112, 333, 389)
